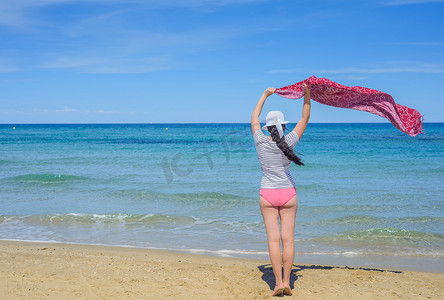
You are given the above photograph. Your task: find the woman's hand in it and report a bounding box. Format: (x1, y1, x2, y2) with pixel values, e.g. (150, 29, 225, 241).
(303, 83, 311, 98)
(252, 87, 275, 133)
(264, 87, 276, 97)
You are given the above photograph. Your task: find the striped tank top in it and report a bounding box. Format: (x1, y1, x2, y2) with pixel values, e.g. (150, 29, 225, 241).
(253, 129, 299, 189)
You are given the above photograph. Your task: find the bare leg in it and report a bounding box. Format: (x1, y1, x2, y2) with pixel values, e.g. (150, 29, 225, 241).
(279, 195, 297, 294)
(260, 196, 285, 295)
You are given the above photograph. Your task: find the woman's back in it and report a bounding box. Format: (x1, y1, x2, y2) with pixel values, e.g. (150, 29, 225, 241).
(253, 130, 299, 189)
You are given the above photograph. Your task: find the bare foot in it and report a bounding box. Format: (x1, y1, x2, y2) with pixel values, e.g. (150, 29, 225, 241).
(283, 286, 293, 296)
(271, 285, 285, 297)
(271, 284, 285, 296)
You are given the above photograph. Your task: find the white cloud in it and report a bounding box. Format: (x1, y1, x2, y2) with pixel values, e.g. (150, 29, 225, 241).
(55, 107, 78, 113)
(0, 0, 75, 27)
(0, 66, 19, 73)
(0, 59, 19, 72)
(1, 0, 272, 73)
(42, 57, 103, 69)
(86, 109, 135, 114)
(0, 109, 25, 114)
(345, 75, 368, 81)
(32, 108, 50, 114)
(28, 107, 137, 115)
(40, 21, 251, 73)
(0, 0, 266, 28)
(42, 53, 172, 73)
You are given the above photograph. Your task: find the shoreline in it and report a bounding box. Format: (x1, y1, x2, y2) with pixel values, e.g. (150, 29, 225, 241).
(1, 238, 443, 274)
(1, 240, 443, 299)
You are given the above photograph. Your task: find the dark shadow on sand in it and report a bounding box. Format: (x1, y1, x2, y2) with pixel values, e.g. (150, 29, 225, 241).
(257, 264, 403, 291)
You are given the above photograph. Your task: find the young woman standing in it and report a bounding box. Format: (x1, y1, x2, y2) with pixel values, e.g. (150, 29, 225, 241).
(251, 84, 311, 296)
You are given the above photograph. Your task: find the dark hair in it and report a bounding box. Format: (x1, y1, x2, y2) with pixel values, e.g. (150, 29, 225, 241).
(268, 125, 304, 166)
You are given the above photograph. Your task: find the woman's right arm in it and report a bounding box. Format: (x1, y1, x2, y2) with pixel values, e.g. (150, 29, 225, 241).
(293, 84, 311, 139)
(251, 88, 275, 133)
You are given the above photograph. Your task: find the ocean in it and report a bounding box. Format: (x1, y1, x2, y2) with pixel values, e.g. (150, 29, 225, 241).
(1, 123, 443, 272)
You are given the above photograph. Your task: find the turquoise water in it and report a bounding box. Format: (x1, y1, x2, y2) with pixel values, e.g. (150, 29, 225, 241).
(1, 123, 443, 271)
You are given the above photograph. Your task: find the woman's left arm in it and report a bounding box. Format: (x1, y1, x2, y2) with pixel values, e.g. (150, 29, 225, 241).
(251, 88, 275, 133)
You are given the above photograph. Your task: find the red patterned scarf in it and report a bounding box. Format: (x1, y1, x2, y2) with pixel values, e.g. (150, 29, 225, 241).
(275, 76, 424, 137)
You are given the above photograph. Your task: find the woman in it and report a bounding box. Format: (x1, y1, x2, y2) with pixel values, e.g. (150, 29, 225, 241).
(251, 84, 311, 296)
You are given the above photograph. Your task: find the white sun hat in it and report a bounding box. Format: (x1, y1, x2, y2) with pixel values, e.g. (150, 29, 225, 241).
(261, 111, 289, 138)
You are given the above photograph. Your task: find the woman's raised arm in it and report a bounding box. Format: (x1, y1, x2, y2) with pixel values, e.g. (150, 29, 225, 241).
(293, 84, 311, 139)
(251, 88, 276, 133)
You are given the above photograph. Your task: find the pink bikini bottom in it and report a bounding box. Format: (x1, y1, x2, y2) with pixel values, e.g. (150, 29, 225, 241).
(260, 187, 296, 207)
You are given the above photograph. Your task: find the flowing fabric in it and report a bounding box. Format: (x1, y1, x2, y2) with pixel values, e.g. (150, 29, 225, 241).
(275, 76, 424, 137)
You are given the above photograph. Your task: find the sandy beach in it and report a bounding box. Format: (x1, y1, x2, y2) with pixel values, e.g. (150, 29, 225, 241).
(0, 240, 442, 299)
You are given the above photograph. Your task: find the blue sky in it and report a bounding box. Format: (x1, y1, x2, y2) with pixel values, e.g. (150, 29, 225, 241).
(1, 0, 443, 123)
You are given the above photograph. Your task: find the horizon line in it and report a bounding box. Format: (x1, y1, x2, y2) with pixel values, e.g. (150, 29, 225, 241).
(1, 122, 442, 125)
